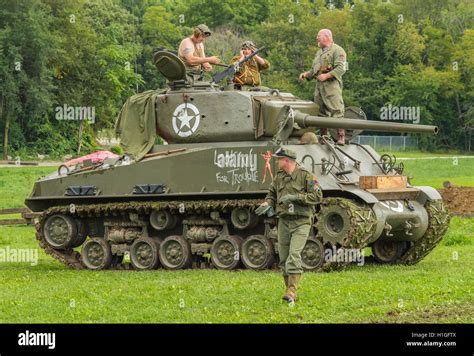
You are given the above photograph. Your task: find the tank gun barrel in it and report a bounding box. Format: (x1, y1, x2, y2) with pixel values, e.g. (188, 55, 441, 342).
(294, 111, 438, 134)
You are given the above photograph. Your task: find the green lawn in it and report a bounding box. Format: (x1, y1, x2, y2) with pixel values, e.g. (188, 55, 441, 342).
(0, 217, 472, 323)
(383, 151, 473, 158)
(0, 167, 55, 209)
(380, 151, 474, 188)
(0, 154, 472, 323)
(400, 157, 473, 188)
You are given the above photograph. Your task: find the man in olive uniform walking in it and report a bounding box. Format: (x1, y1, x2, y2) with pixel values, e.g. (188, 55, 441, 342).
(299, 29, 347, 145)
(256, 148, 322, 303)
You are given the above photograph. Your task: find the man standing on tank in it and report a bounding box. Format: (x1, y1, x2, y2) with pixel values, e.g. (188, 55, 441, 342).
(256, 148, 322, 303)
(178, 24, 221, 79)
(299, 29, 347, 145)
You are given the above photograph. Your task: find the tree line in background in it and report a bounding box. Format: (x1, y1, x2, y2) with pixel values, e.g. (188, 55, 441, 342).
(0, 0, 473, 159)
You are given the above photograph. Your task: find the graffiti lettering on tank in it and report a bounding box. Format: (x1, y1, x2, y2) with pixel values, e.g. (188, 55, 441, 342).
(214, 149, 258, 186)
(380, 200, 404, 213)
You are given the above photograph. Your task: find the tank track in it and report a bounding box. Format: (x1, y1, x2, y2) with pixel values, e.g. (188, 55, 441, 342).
(317, 198, 378, 272)
(397, 200, 450, 265)
(35, 198, 379, 272)
(36, 199, 261, 271)
(36, 226, 84, 270)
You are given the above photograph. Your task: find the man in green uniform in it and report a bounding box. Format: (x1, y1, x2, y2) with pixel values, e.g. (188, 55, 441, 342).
(299, 29, 347, 145)
(256, 147, 322, 303)
(232, 41, 270, 88)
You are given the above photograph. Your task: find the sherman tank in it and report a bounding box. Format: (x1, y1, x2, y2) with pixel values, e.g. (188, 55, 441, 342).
(24, 50, 450, 272)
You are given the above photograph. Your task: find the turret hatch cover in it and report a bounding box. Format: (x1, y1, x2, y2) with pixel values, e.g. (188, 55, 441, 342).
(153, 51, 187, 82)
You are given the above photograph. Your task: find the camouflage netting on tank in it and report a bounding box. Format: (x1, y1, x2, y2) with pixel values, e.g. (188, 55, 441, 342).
(316, 198, 378, 272)
(397, 200, 450, 265)
(115, 89, 166, 161)
(47, 199, 263, 217)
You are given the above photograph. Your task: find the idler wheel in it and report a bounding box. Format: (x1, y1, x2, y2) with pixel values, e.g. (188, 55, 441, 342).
(43, 214, 81, 249)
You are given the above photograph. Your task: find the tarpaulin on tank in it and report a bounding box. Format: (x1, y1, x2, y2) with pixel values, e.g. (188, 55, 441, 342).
(115, 90, 164, 161)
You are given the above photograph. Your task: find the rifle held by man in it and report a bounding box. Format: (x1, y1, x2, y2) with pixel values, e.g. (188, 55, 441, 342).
(212, 46, 266, 84)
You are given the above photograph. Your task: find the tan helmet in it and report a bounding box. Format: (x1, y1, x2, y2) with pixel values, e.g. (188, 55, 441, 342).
(195, 24, 211, 37)
(300, 132, 319, 144)
(241, 40, 257, 50)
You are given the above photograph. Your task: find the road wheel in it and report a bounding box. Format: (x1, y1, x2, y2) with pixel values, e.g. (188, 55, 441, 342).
(241, 235, 275, 270)
(211, 235, 243, 270)
(159, 235, 192, 270)
(301, 237, 325, 271)
(81, 238, 113, 270)
(130, 237, 161, 270)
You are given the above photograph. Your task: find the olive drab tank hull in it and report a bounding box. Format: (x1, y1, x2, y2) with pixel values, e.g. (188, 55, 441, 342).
(24, 51, 450, 271)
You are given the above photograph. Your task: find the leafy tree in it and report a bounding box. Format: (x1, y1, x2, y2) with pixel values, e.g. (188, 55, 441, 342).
(452, 29, 474, 150)
(0, 0, 57, 158)
(175, 0, 273, 32)
(139, 4, 186, 90)
(0, 0, 472, 156)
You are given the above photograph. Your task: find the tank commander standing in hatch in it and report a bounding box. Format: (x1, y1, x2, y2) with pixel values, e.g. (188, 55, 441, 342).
(255, 148, 322, 304)
(299, 29, 347, 145)
(231, 41, 270, 88)
(178, 24, 221, 80)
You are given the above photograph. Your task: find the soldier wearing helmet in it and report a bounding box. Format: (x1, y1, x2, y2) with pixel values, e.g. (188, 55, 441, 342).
(231, 40, 270, 88)
(256, 147, 322, 304)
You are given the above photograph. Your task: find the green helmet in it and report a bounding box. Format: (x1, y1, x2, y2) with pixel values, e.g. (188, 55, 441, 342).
(272, 147, 297, 160)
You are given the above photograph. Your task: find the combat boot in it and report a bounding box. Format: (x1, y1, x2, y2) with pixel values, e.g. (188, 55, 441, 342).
(282, 274, 301, 303)
(336, 128, 345, 145)
(281, 275, 289, 300)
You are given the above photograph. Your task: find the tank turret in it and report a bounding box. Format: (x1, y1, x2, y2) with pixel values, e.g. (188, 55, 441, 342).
(140, 51, 439, 147)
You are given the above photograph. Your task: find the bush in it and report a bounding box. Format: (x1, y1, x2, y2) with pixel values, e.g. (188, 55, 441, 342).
(110, 145, 124, 155)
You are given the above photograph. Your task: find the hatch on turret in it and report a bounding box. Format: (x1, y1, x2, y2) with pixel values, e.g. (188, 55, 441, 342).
(153, 50, 187, 82)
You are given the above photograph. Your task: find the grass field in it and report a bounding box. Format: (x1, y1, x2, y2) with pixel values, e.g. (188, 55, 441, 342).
(0, 153, 473, 323)
(388, 153, 474, 188)
(0, 220, 472, 323)
(383, 151, 472, 158)
(0, 167, 55, 209)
